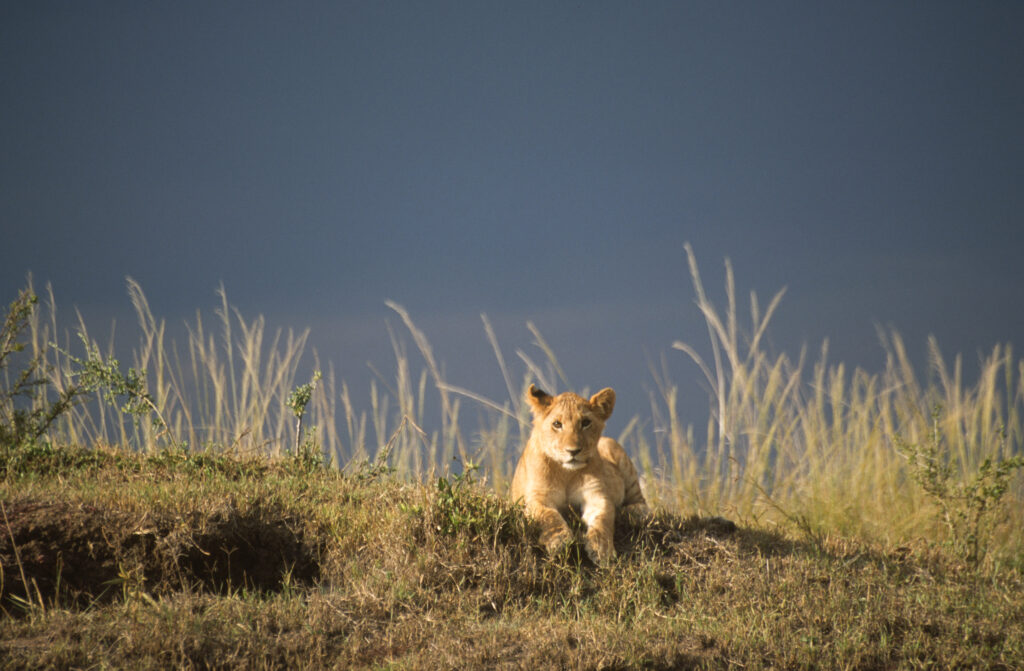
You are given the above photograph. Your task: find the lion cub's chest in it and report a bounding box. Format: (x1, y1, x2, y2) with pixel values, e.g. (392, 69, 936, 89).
(560, 464, 626, 515)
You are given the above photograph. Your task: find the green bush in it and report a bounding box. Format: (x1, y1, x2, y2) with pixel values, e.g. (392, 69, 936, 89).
(896, 408, 1024, 568)
(0, 288, 82, 452)
(2, 284, 175, 463)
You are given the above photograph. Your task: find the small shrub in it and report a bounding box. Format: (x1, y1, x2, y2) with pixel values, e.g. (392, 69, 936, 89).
(0, 288, 83, 453)
(286, 371, 321, 455)
(66, 333, 173, 446)
(430, 462, 523, 545)
(895, 408, 1024, 568)
(2, 284, 181, 459)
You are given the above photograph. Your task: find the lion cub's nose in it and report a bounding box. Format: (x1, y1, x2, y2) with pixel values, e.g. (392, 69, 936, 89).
(566, 447, 582, 456)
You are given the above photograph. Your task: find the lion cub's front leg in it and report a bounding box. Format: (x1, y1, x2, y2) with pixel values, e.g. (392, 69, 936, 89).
(524, 499, 573, 553)
(580, 493, 616, 565)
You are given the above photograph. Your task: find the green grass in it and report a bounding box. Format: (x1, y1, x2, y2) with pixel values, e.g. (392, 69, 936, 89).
(2, 444, 1022, 670)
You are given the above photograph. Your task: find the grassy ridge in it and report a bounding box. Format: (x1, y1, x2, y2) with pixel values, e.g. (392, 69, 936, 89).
(3, 249, 1024, 666)
(2, 444, 1023, 670)
(12, 248, 1022, 565)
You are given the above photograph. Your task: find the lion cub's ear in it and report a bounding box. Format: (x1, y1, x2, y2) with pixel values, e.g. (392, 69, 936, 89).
(526, 384, 554, 416)
(589, 388, 616, 421)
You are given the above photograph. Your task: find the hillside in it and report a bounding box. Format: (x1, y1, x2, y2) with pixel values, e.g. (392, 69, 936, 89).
(2, 443, 1022, 670)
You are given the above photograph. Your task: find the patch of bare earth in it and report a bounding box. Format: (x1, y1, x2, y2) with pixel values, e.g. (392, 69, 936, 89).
(1, 497, 321, 610)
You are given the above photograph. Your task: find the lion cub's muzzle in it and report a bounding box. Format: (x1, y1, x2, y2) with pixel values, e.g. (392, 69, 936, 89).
(561, 445, 588, 470)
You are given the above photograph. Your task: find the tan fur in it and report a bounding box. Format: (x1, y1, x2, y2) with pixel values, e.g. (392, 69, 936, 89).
(509, 384, 649, 564)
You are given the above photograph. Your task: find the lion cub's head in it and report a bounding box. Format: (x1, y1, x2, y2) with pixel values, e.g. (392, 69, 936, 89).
(526, 384, 615, 471)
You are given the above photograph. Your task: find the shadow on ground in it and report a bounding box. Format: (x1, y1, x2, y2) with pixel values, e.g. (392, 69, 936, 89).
(0, 498, 320, 612)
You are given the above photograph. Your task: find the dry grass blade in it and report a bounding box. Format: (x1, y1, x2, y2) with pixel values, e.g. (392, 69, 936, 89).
(526, 321, 570, 391)
(385, 301, 467, 466)
(481, 313, 520, 416)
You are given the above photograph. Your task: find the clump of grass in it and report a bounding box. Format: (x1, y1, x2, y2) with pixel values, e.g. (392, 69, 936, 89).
(22, 279, 526, 479)
(30, 280, 335, 459)
(638, 244, 1024, 568)
(427, 460, 530, 552)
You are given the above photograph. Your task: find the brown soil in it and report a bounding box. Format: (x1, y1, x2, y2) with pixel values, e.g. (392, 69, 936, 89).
(0, 497, 321, 612)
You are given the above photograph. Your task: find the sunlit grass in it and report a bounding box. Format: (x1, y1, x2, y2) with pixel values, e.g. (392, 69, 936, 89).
(2, 445, 1022, 669)
(16, 246, 1024, 565)
(634, 246, 1023, 564)
(5, 253, 1024, 668)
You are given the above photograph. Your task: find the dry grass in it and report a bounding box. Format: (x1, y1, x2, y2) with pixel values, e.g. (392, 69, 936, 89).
(7, 246, 1024, 562)
(631, 246, 1024, 567)
(2, 445, 1022, 670)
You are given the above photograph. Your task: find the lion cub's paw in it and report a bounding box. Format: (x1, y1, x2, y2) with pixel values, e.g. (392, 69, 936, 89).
(542, 527, 573, 556)
(584, 531, 615, 566)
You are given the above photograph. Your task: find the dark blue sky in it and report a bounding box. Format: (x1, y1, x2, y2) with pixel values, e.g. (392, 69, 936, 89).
(3, 2, 1023, 428)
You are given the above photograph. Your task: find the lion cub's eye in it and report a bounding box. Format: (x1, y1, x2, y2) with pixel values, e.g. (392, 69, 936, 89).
(581, 418, 592, 429)
(551, 420, 562, 430)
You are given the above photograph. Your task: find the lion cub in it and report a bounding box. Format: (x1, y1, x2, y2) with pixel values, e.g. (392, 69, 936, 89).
(510, 384, 649, 564)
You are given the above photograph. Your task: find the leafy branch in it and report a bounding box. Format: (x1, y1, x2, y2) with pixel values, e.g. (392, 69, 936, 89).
(71, 335, 168, 428)
(56, 332, 178, 449)
(1, 288, 83, 450)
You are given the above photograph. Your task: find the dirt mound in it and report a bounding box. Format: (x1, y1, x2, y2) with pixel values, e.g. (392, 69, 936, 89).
(0, 497, 321, 612)
(1, 501, 129, 608)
